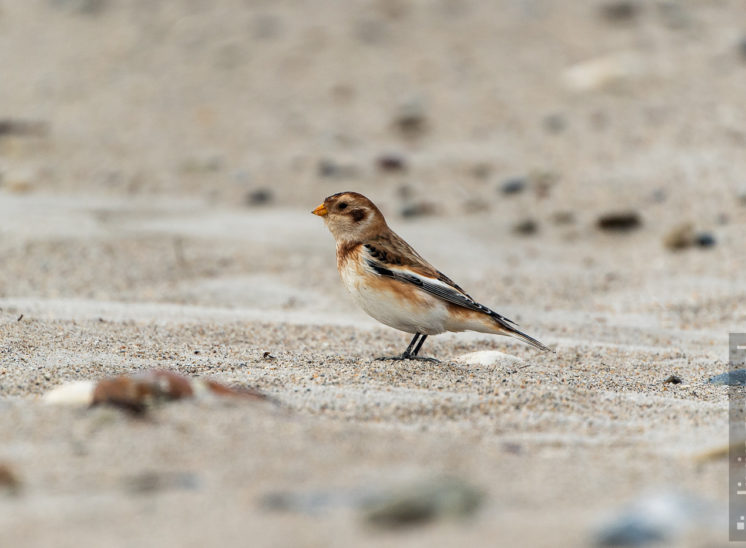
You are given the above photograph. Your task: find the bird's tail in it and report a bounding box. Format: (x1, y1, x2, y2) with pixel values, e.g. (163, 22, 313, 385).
(485, 311, 552, 352)
(502, 325, 553, 352)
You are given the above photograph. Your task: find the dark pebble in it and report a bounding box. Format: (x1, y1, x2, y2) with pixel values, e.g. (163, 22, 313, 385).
(663, 375, 682, 384)
(501, 442, 522, 454)
(657, 2, 689, 29)
(363, 478, 484, 529)
(125, 471, 199, 494)
(0, 463, 21, 495)
(317, 159, 357, 179)
(695, 232, 716, 248)
(664, 224, 694, 250)
(355, 18, 388, 45)
(48, 0, 107, 15)
(397, 184, 414, 200)
(245, 189, 273, 206)
(542, 114, 567, 134)
(599, 1, 640, 23)
(400, 202, 436, 218)
(250, 14, 283, 41)
(0, 119, 48, 138)
(664, 224, 715, 250)
(651, 188, 667, 203)
(596, 211, 642, 232)
(393, 102, 428, 138)
(376, 153, 407, 173)
(596, 520, 665, 546)
(594, 493, 710, 547)
(512, 219, 538, 235)
(500, 178, 527, 195)
(708, 370, 746, 386)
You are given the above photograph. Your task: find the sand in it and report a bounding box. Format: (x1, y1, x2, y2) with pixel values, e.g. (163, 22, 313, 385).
(1, 1, 745, 546)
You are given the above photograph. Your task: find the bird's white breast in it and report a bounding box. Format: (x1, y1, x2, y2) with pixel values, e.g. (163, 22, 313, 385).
(338, 251, 449, 335)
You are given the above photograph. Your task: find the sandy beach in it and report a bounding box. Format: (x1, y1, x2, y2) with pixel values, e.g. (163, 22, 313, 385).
(1, 1, 745, 546)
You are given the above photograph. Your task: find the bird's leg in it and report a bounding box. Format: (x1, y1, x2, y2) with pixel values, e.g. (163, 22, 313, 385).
(401, 333, 421, 359)
(408, 334, 439, 363)
(375, 333, 420, 361)
(412, 335, 427, 356)
(374, 333, 439, 363)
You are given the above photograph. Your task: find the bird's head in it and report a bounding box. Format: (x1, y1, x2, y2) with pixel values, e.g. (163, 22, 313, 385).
(312, 191, 386, 242)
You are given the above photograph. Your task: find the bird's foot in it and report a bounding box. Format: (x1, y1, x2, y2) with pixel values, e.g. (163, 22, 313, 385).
(374, 354, 440, 363)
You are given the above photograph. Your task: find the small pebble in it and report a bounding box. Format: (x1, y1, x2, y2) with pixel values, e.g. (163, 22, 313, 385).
(375, 153, 407, 173)
(125, 471, 199, 494)
(500, 178, 527, 195)
(599, 1, 640, 23)
(397, 184, 413, 200)
(400, 202, 436, 218)
(48, 0, 107, 14)
(0, 119, 48, 137)
(664, 224, 716, 250)
(393, 100, 428, 138)
(363, 477, 484, 528)
(664, 223, 696, 250)
(708, 370, 746, 386)
(181, 153, 223, 173)
(593, 492, 715, 547)
(2, 170, 35, 194)
(0, 463, 21, 495)
(650, 188, 667, 203)
(542, 113, 567, 134)
(512, 219, 538, 235)
(245, 189, 273, 206)
(657, 1, 689, 29)
(695, 232, 716, 248)
(250, 14, 283, 41)
(317, 159, 358, 179)
(596, 211, 641, 232)
(662, 375, 682, 385)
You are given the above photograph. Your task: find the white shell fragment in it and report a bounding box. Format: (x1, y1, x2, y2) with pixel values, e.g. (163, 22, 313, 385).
(42, 380, 96, 406)
(454, 350, 523, 367)
(562, 52, 644, 92)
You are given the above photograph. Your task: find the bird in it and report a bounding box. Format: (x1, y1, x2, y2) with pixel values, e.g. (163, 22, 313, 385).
(312, 191, 551, 360)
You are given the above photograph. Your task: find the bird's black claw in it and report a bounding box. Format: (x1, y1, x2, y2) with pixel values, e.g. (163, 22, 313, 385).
(373, 355, 440, 363)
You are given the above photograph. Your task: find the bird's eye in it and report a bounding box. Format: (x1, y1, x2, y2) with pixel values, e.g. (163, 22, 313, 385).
(338, 202, 348, 210)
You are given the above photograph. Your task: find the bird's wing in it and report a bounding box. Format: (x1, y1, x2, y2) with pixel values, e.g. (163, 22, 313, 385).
(362, 232, 519, 328)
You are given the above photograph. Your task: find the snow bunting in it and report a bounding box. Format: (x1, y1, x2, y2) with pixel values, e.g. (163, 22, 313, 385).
(312, 191, 551, 360)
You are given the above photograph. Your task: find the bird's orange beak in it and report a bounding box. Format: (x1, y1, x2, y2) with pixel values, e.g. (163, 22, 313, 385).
(312, 203, 328, 217)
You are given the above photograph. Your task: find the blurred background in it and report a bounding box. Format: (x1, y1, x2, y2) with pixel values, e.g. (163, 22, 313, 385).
(1, 1, 745, 546)
(1, 0, 744, 313)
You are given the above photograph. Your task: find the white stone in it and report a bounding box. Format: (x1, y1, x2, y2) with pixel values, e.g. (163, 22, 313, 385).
(454, 350, 523, 367)
(42, 380, 96, 406)
(562, 52, 644, 92)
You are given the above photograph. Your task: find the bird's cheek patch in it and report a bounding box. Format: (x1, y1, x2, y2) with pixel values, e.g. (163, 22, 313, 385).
(350, 209, 366, 222)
